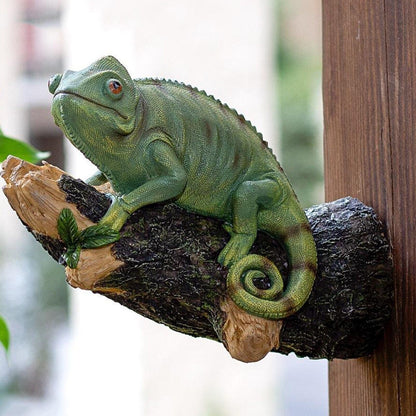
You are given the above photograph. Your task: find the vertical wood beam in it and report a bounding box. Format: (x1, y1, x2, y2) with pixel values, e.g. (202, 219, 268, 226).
(323, 1, 416, 414)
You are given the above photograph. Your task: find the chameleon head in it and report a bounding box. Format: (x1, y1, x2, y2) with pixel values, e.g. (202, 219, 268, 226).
(49, 56, 139, 164)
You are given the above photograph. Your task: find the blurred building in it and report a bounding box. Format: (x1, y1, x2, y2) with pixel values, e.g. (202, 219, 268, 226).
(0, 0, 68, 414)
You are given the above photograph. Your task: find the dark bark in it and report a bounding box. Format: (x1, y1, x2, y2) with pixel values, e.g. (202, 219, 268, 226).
(34, 175, 393, 359)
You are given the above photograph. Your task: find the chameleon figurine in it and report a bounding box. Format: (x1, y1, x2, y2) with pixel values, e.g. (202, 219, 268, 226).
(48, 56, 317, 320)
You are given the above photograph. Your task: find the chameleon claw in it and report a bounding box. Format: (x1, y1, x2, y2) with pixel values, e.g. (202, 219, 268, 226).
(218, 232, 256, 268)
(98, 195, 130, 231)
(222, 223, 234, 236)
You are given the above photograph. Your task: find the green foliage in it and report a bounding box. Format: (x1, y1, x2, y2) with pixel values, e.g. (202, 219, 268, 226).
(78, 224, 120, 248)
(0, 126, 48, 355)
(61, 245, 81, 270)
(0, 316, 10, 353)
(57, 207, 79, 246)
(276, 3, 323, 207)
(0, 127, 50, 164)
(57, 208, 120, 268)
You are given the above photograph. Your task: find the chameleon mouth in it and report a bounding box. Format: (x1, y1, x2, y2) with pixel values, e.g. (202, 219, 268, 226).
(53, 91, 128, 120)
(53, 98, 117, 188)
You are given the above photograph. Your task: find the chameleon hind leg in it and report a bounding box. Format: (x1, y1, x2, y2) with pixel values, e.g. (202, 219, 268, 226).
(218, 178, 282, 267)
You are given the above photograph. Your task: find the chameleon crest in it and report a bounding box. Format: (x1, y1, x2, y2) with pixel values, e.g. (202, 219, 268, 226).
(49, 56, 317, 320)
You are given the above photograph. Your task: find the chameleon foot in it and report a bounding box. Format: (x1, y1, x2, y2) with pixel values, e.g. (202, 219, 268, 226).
(218, 231, 256, 268)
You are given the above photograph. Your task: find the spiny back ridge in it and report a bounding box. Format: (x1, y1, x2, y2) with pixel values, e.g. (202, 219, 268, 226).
(135, 77, 277, 160)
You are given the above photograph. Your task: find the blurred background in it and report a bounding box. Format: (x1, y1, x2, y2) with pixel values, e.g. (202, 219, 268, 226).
(0, 0, 325, 414)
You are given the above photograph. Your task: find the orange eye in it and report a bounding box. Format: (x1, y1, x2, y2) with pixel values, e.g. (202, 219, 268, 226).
(108, 79, 123, 94)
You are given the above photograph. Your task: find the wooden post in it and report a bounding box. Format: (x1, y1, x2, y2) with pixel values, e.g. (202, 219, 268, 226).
(323, 1, 416, 414)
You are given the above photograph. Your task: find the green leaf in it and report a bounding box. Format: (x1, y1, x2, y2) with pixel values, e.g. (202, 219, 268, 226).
(0, 131, 50, 163)
(57, 210, 120, 268)
(62, 245, 81, 269)
(57, 208, 80, 246)
(0, 316, 10, 353)
(79, 224, 120, 248)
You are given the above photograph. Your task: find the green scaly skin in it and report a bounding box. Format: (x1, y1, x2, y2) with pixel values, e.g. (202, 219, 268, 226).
(49, 56, 317, 320)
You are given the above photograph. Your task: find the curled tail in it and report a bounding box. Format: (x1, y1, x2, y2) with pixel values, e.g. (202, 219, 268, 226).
(227, 204, 317, 320)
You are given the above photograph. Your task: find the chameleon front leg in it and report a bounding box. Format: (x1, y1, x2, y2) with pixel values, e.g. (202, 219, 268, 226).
(99, 140, 187, 231)
(86, 170, 108, 186)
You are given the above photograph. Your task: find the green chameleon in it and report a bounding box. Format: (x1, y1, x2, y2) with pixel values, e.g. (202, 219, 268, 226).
(49, 56, 317, 320)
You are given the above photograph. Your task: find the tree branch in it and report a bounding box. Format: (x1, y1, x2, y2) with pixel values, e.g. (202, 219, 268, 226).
(1, 156, 393, 362)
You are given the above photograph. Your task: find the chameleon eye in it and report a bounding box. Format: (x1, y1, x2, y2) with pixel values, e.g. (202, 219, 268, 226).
(107, 79, 123, 96)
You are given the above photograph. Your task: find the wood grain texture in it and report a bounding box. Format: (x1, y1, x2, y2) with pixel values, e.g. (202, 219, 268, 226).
(323, 0, 416, 414)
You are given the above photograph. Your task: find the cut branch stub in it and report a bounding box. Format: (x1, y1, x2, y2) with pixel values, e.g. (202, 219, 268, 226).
(1, 156, 393, 362)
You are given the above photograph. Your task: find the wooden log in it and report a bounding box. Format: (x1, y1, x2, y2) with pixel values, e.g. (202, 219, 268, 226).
(323, 0, 416, 413)
(1, 156, 393, 362)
